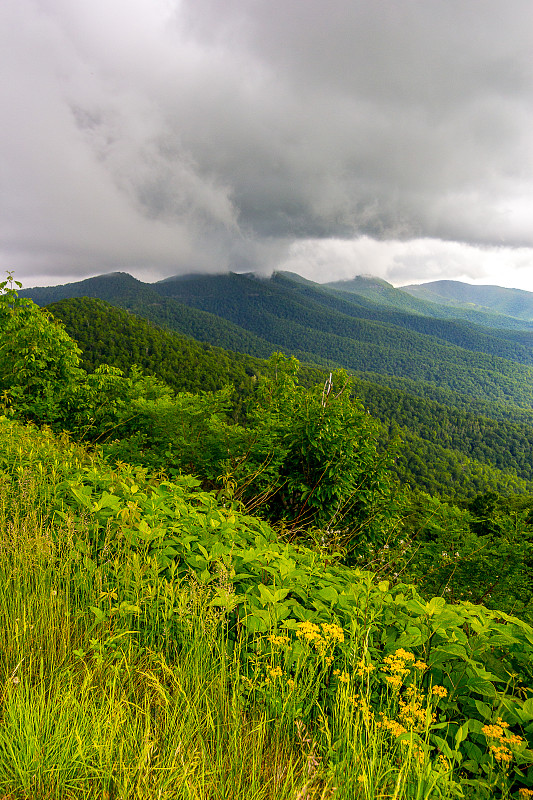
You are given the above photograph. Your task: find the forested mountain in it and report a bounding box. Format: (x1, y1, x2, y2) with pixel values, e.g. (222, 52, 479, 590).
(325, 274, 533, 330)
(23, 273, 279, 359)
(46, 297, 267, 394)
(47, 295, 533, 500)
(22, 270, 533, 412)
(402, 279, 533, 321)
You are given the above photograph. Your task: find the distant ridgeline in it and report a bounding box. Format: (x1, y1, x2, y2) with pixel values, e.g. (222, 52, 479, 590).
(21, 269, 533, 499)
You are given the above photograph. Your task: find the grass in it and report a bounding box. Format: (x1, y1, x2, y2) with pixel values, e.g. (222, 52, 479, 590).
(0, 420, 528, 798)
(0, 498, 458, 799)
(0, 502, 322, 799)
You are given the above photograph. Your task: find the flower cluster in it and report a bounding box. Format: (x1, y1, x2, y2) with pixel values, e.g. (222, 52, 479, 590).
(381, 648, 416, 688)
(349, 693, 374, 724)
(398, 685, 431, 731)
(377, 713, 427, 763)
(268, 634, 289, 647)
(296, 620, 321, 643)
(355, 660, 375, 679)
(482, 718, 524, 765)
(268, 665, 283, 679)
(296, 620, 344, 657)
(321, 622, 344, 644)
(378, 715, 407, 738)
(380, 649, 431, 690)
(333, 669, 350, 684)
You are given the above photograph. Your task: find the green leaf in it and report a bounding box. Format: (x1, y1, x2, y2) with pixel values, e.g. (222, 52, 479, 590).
(94, 491, 122, 511)
(90, 606, 106, 624)
(474, 700, 493, 719)
(455, 720, 469, 746)
(316, 586, 338, 604)
(425, 596, 446, 616)
(208, 590, 240, 612)
(71, 485, 92, 508)
(523, 698, 533, 719)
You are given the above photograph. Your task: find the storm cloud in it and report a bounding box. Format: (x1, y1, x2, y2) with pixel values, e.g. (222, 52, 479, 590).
(1, 0, 532, 289)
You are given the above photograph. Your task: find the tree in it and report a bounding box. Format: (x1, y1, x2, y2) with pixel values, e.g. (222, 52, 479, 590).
(255, 355, 398, 549)
(0, 273, 84, 424)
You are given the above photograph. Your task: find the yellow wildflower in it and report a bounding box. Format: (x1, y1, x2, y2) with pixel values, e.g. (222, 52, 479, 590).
(431, 685, 448, 699)
(395, 649, 415, 662)
(378, 715, 407, 738)
(350, 694, 374, 722)
(414, 660, 428, 671)
(490, 744, 513, 763)
(518, 789, 533, 798)
(398, 688, 430, 731)
(320, 622, 344, 643)
(482, 723, 506, 740)
(268, 666, 283, 679)
(482, 719, 523, 759)
(437, 754, 450, 771)
(385, 674, 403, 688)
(335, 670, 350, 684)
(356, 660, 375, 678)
(268, 635, 289, 647)
(381, 649, 416, 686)
(296, 621, 321, 643)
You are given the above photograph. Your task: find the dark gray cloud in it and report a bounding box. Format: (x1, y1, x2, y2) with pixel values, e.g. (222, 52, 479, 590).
(1, 0, 532, 289)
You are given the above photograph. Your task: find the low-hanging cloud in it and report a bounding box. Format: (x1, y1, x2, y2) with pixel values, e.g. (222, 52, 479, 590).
(1, 0, 532, 289)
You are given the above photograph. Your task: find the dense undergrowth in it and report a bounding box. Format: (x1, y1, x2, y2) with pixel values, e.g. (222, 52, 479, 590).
(2, 417, 533, 799)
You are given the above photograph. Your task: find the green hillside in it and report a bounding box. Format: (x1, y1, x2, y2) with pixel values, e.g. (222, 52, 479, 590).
(148, 272, 533, 409)
(46, 297, 268, 394)
(22, 273, 280, 360)
(325, 274, 533, 330)
(25, 271, 533, 366)
(402, 279, 533, 321)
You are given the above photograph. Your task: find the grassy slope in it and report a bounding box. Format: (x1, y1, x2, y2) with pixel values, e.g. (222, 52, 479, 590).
(2, 417, 532, 798)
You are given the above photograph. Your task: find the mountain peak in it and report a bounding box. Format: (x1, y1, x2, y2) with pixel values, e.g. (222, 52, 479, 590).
(326, 275, 394, 290)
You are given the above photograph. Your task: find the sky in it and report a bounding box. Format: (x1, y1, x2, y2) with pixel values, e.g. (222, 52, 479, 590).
(1, 0, 532, 292)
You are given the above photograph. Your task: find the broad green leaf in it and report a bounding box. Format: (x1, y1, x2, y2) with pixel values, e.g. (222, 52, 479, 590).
(425, 596, 446, 616)
(474, 700, 493, 719)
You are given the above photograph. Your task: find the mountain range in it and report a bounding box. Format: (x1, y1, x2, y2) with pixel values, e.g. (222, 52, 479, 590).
(21, 271, 533, 406)
(20, 269, 533, 498)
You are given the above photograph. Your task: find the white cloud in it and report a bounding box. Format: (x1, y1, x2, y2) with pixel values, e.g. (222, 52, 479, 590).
(279, 238, 533, 292)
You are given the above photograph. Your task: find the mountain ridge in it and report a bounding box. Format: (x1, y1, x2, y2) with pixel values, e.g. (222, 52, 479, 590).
(401, 279, 533, 321)
(21, 269, 533, 410)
